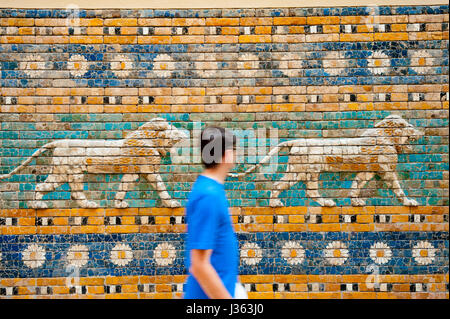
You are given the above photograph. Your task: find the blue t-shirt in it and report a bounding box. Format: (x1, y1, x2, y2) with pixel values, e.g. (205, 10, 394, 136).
(183, 174, 239, 299)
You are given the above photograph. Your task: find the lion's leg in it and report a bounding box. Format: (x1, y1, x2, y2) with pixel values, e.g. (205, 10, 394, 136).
(145, 174, 180, 208)
(350, 172, 375, 206)
(31, 173, 68, 209)
(380, 170, 419, 206)
(69, 174, 99, 208)
(269, 171, 297, 207)
(114, 174, 140, 209)
(306, 171, 335, 207)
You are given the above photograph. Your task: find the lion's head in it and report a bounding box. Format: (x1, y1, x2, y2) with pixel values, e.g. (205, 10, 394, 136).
(361, 114, 424, 146)
(124, 117, 189, 156)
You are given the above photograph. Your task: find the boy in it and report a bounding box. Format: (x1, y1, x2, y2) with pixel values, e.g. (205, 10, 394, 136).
(183, 126, 239, 299)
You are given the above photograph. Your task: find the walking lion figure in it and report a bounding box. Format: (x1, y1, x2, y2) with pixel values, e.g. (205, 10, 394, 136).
(0, 117, 188, 209)
(229, 115, 424, 207)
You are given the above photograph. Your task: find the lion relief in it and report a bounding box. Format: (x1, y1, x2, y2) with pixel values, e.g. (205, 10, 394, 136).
(0, 117, 188, 209)
(229, 115, 424, 207)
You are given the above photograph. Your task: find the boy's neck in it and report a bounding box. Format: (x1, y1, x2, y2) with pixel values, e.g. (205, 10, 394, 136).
(201, 166, 229, 184)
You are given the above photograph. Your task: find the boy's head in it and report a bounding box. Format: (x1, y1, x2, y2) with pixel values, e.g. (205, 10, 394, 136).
(200, 126, 237, 170)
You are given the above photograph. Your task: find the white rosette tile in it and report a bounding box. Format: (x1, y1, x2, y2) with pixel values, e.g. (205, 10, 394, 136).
(154, 242, 177, 266)
(111, 54, 134, 77)
(322, 51, 346, 76)
(369, 242, 392, 265)
(66, 244, 89, 268)
(22, 244, 46, 269)
(110, 243, 133, 267)
(237, 53, 260, 77)
(412, 241, 436, 265)
(324, 241, 349, 266)
(278, 52, 302, 77)
(151, 53, 175, 78)
(368, 51, 390, 75)
(240, 242, 263, 266)
(20, 54, 46, 77)
(68, 54, 89, 77)
(410, 51, 434, 74)
(281, 241, 305, 265)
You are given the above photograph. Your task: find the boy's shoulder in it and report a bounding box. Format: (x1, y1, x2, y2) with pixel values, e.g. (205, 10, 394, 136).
(188, 177, 224, 202)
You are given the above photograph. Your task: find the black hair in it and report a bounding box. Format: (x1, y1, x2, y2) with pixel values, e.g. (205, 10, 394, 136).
(200, 126, 237, 169)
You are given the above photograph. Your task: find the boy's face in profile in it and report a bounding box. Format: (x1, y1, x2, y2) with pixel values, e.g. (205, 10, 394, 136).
(222, 148, 236, 170)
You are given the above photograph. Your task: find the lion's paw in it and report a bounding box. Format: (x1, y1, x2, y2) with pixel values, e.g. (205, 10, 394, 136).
(114, 200, 129, 209)
(79, 200, 99, 209)
(318, 199, 336, 207)
(269, 199, 284, 207)
(403, 198, 419, 206)
(351, 198, 366, 206)
(30, 201, 48, 209)
(165, 200, 181, 208)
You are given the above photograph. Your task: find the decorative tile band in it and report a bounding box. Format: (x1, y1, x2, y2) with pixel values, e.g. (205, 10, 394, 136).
(0, 274, 448, 299)
(0, 232, 448, 278)
(0, 206, 448, 234)
(0, 6, 449, 18)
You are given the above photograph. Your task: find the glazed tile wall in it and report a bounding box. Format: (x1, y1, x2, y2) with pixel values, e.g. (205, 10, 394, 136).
(0, 5, 448, 299)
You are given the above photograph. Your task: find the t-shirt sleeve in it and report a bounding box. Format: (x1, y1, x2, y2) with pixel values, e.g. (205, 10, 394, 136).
(188, 193, 219, 250)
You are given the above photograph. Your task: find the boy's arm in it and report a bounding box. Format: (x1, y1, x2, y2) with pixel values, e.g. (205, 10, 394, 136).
(189, 249, 232, 299)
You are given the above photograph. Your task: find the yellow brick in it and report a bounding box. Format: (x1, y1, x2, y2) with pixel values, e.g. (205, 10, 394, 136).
(340, 16, 373, 24)
(70, 226, 105, 234)
(255, 26, 272, 34)
(106, 276, 139, 285)
(104, 36, 137, 44)
(255, 216, 273, 223)
(52, 286, 71, 295)
(307, 34, 339, 42)
(70, 36, 103, 44)
(37, 226, 70, 234)
(3, 18, 34, 26)
(307, 16, 340, 25)
(138, 36, 171, 44)
(105, 225, 139, 233)
(205, 35, 238, 43)
(273, 17, 306, 25)
(288, 215, 305, 224)
(390, 215, 409, 223)
(79, 277, 105, 285)
(240, 17, 272, 26)
(18, 217, 36, 226)
(340, 33, 374, 42)
(356, 215, 373, 223)
(343, 292, 377, 299)
(374, 32, 408, 41)
(256, 284, 273, 292)
(171, 36, 204, 44)
(272, 103, 306, 112)
(308, 292, 341, 299)
(247, 292, 274, 299)
(238, 35, 271, 43)
(2, 226, 36, 235)
(308, 224, 341, 232)
(273, 224, 307, 232)
(221, 27, 240, 35)
(275, 292, 308, 299)
(242, 224, 273, 232)
(104, 19, 137, 26)
(205, 18, 239, 26)
(289, 284, 308, 292)
(172, 18, 205, 26)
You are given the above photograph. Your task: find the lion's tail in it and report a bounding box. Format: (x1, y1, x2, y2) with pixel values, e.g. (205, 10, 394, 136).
(0, 141, 58, 180)
(228, 140, 292, 178)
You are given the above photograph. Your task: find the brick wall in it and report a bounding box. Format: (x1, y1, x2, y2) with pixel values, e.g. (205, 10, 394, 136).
(0, 5, 448, 299)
